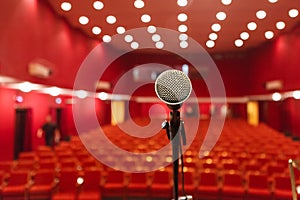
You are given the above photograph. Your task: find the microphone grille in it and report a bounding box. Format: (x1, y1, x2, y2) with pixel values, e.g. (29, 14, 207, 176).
(155, 69, 192, 105)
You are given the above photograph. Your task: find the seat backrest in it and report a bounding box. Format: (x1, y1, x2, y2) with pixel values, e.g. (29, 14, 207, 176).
(223, 172, 243, 187)
(7, 171, 29, 186)
(32, 169, 55, 185)
(129, 173, 147, 184)
(199, 170, 218, 186)
(248, 173, 269, 189)
(58, 169, 78, 192)
(274, 176, 292, 190)
(152, 171, 170, 184)
(81, 169, 101, 190)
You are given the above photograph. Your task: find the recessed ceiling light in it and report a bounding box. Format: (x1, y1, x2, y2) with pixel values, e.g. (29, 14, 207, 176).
(177, 0, 188, 7)
(147, 25, 156, 33)
(106, 15, 117, 24)
(235, 39, 243, 47)
(221, 0, 232, 5)
(289, 9, 299, 18)
(102, 35, 111, 43)
(131, 42, 139, 49)
(276, 21, 285, 30)
(155, 41, 164, 49)
(268, 0, 278, 3)
(240, 32, 250, 40)
(93, 1, 104, 10)
(256, 10, 267, 19)
(272, 92, 282, 101)
(124, 35, 133, 43)
(92, 26, 101, 35)
(141, 14, 151, 23)
(152, 34, 161, 42)
(134, 0, 144, 9)
(209, 33, 218, 40)
(247, 22, 257, 31)
(116, 26, 126, 34)
(180, 40, 188, 48)
(211, 23, 221, 32)
(293, 90, 300, 99)
(178, 24, 188, 32)
(79, 16, 89, 25)
(177, 13, 188, 22)
(206, 40, 215, 48)
(216, 12, 226, 21)
(179, 33, 188, 41)
(61, 2, 72, 11)
(265, 31, 274, 39)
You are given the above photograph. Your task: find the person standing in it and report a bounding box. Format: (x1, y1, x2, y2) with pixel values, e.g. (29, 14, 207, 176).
(37, 115, 60, 147)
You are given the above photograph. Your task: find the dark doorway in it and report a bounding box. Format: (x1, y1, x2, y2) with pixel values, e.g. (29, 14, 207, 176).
(14, 108, 32, 159)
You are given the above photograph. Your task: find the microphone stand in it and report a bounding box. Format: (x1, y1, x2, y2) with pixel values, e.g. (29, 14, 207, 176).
(162, 104, 191, 200)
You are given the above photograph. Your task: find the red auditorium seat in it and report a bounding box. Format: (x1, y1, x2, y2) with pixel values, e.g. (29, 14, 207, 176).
(221, 170, 246, 200)
(149, 170, 172, 199)
(28, 169, 57, 200)
(197, 169, 221, 200)
(52, 169, 79, 200)
(126, 172, 150, 198)
(101, 170, 126, 198)
(1, 171, 30, 200)
(273, 175, 294, 200)
(77, 168, 102, 200)
(246, 172, 272, 200)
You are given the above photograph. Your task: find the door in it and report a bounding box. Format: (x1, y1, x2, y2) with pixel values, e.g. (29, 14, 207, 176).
(14, 108, 32, 159)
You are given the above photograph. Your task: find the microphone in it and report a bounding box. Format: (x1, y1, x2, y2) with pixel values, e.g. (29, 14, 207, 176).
(155, 69, 192, 110)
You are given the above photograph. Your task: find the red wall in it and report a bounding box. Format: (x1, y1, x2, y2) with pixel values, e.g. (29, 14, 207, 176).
(247, 24, 300, 137)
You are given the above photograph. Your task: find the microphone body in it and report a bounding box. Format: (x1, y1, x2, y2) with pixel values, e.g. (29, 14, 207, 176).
(155, 69, 192, 110)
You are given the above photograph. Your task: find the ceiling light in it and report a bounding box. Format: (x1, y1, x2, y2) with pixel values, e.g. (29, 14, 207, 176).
(155, 41, 164, 49)
(106, 15, 117, 24)
(211, 23, 221, 32)
(134, 0, 144, 9)
(209, 33, 218, 40)
(102, 35, 111, 43)
(293, 90, 300, 99)
(147, 25, 156, 33)
(124, 35, 133, 42)
(179, 33, 188, 41)
(178, 24, 188, 32)
(61, 2, 72, 11)
(276, 21, 285, 30)
(92, 26, 101, 35)
(177, 0, 188, 7)
(116, 26, 126, 34)
(247, 22, 257, 31)
(240, 32, 250, 40)
(75, 90, 88, 99)
(256, 10, 267, 19)
(47, 87, 61, 97)
(131, 42, 139, 49)
(216, 12, 227, 21)
(265, 31, 274, 39)
(79, 16, 89, 25)
(289, 9, 299, 18)
(272, 92, 282, 101)
(152, 34, 161, 42)
(98, 92, 108, 100)
(180, 40, 188, 48)
(221, 0, 232, 5)
(141, 14, 151, 23)
(177, 13, 188, 22)
(206, 40, 215, 48)
(93, 1, 104, 10)
(268, 0, 278, 3)
(234, 39, 243, 47)
(19, 82, 32, 93)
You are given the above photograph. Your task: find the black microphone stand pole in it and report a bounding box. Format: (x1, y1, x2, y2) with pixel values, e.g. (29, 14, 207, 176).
(163, 104, 181, 200)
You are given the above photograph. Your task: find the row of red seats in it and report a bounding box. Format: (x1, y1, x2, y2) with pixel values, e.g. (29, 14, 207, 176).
(0, 118, 299, 199)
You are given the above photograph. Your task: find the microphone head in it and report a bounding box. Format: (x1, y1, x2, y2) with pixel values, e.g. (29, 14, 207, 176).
(155, 69, 192, 106)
